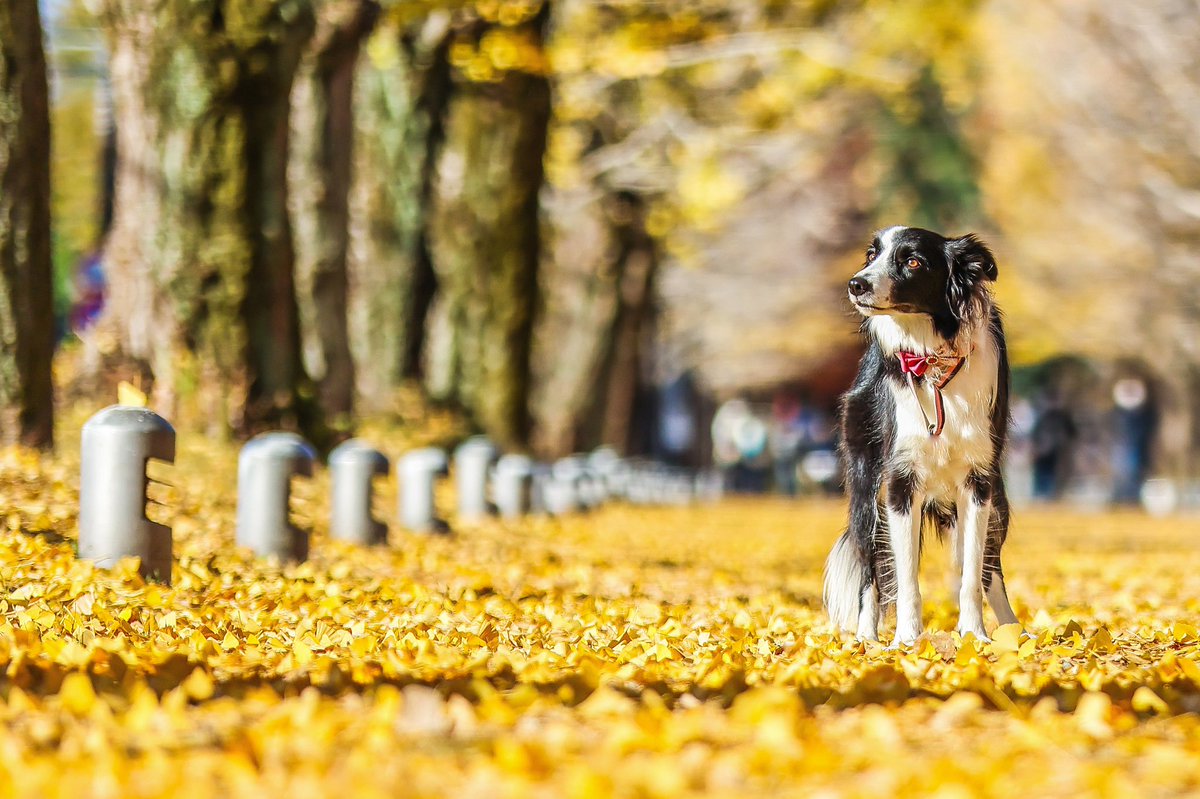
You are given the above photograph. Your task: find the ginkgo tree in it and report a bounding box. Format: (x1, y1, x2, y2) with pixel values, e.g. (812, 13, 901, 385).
(979, 0, 1200, 477)
(534, 0, 987, 451)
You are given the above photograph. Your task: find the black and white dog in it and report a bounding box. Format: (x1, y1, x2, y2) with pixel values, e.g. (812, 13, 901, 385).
(823, 226, 1018, 645)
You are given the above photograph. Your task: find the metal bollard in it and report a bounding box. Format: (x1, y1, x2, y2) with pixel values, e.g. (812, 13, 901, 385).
(544, 456, 585, 515)
(529, 463, 551, 515)
(626, 463, 653, 505)
(329, 439, 390, 545)
(695, 469, 725, 503)
(454, 437, 497, 522)
(493, 454, 534, 520)
(79, 406, 176, 583)
(236, 433, 316, 562)
(587, 448, 622, 503)
(399, 448, 449, 533)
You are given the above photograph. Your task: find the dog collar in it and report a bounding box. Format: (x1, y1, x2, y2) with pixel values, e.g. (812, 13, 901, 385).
(896, 348, 969, 436)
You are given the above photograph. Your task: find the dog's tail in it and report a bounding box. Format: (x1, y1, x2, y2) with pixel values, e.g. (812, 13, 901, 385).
(823, 530, 865, 632)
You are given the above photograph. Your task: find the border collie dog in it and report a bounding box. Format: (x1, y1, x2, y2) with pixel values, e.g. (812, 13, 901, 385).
(823, 226, 1018, 645)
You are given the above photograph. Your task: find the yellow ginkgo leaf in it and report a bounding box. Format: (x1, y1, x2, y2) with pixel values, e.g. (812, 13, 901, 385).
(58, 672, 97, 715)
(117, 381, 148, 407)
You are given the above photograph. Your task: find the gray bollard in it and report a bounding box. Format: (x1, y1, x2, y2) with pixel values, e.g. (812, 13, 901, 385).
(627, 463, 654, 505)
(588, 448, 624, 503)
(544, 456, 586, 515)
(454, 437, 497, 522)
(493, 454, 534, 520)
(578, 473, 606, 509)
(529, 463, 551, 515)
(603, 460, 632, 501)
(79, 406, 176, 583)
(669, 473, 695, 506)
(236, 433, 316, 562)
(695, 469, 725, 503)
(329, 439, 390, 545)
(399, 448, 449, 533)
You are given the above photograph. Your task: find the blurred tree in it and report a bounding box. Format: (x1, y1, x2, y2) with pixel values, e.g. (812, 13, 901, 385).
(424, 2, 551, 448)
(0, 0, 55, 448)
(980, 0, 1200, 478)
(290, 0, 379, 423)
(878, 68, 980, 232)
(92, 0, 319, 438)
(533, 0, 981, 455)
(532, 189, 657, 456)
(347, 10, 452, 410)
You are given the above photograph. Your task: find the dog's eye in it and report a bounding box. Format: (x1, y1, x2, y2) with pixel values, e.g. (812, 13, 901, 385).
(866, 248, 876, 263)
(906, 257, 921, 270)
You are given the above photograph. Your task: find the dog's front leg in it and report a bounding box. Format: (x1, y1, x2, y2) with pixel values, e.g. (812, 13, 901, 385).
(886, 471, 924, 646)
(956, 473, 993, 641)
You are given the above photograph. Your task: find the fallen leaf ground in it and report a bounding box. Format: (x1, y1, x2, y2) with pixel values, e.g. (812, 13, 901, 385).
(2, 419, 1200, 797)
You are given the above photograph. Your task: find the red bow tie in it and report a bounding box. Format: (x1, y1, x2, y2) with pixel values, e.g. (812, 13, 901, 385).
(895, 349, 969, 436)
(897, 351, 932, 378)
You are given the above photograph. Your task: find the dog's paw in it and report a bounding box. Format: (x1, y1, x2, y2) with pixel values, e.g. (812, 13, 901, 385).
(854, 621, 880, 643)
(889, 623, 924, 649)
(887, 635, 922, 650)
(955, 625, 991, 644)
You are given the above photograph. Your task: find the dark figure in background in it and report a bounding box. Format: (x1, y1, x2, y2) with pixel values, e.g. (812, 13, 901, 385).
(1111, 377, 1157, 505)
(70, 251, 106, 335)
(1031, 394, 1076, 501)
(656, 373, 699, 467)
(769, 392, 803, 496)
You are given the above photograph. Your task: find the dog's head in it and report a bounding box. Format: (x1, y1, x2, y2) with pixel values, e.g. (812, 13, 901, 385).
(847, 226, 997, 333)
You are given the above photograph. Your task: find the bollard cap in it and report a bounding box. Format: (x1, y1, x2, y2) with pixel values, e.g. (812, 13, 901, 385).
(588, 447, 621, 473)
(240, 432, 317, 477)
(83, 405, 175, 461)
(553, 456, 587, 481)
(329, 439, 389, 475)
(455, 436, 497, 458)
(496, 453, 534, 476)
(400, 447, 449, 475)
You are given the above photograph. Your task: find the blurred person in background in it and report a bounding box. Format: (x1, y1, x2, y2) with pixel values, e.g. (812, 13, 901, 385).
(797, 403, 838, 495)
(1005, 396, 1038, 505)
(1111, 377, 1157, 505)
(711, 399, 770, 493)
(732, 408, 770, 493)
(1031, 390, 1077, 501)
(69, 250, 105, 335)
(769, 391, 803, 496)
(656, 373, 699, 468)
(711, 399, 747, 491)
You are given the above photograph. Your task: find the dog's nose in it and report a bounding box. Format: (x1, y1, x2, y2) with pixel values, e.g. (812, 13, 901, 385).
(848, 277, 870, 297)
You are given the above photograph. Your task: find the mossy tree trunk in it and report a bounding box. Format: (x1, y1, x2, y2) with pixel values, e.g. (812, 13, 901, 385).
(348, 14, 451, 410)
(97, 0, 317, 438)
(290, 0, 378, 423)
(426, 9, 551, 449)
(0, 1, 54, 448)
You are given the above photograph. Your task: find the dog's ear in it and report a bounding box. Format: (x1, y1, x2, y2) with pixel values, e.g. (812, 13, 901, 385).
(946, 234, 998, 282)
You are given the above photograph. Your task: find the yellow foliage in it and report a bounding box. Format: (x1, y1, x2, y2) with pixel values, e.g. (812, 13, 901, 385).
(117, 381, 148, 408)
(0, 417, 1199, 795)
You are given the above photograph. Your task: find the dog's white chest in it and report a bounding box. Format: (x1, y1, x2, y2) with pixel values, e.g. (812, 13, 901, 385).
(889, 344, 998, 501)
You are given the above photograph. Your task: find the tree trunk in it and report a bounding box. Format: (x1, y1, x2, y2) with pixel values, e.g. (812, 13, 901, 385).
(0, 1, 54, 448)
(532, 190, 656, 457)
(290, 0, 378, 423)
(426, 10, 551, 449)
(348, 15, 451, 410)
(593, 199, 657, 453)
(97, 1, 317, 438)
